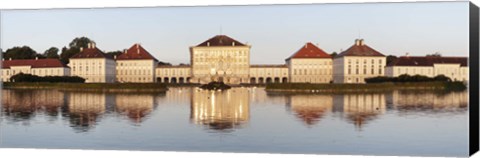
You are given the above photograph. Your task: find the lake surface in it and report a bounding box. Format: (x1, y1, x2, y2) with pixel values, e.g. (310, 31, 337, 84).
(0, 87, 468, 157)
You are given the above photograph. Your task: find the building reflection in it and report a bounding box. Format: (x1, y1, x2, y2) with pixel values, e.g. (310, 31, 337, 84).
(65, 92, 113, 132)
(190, 88, 250, 132)
(286, 95, 333, 126)
(389, 90, 468, 113)
(115, 93, 157, 124)
(1, 89, 65, 121)
(333, 93, 386, 130)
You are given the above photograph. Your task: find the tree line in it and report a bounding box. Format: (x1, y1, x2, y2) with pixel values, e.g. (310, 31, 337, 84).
(2, 37, 171, 65)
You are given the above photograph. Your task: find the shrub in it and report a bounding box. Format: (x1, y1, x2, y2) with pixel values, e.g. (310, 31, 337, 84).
(10, 73, 85, 83)
(365, 74, 452, 83)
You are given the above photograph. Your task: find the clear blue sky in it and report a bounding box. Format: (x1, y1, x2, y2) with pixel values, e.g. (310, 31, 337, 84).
(0, 2, 469, 64)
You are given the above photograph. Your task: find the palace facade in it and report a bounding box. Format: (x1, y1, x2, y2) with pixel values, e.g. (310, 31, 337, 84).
(385, 55, 469, 82)
(116, 44, 158, 83)
(1, 35, 469, 84)
(333, 39, 386, 83)
(1, 58, 70, 82)
(69, 43, 117, 83)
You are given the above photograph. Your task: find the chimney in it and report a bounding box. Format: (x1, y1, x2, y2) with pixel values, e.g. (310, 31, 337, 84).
(137, 44, 140, 54)
(9, 58, 11, 61)
(92, 42, 96, 48)
(359, 39, 364, 46)
(124, 49, 127, 54)
(80, 47, 83, 52)
(207, 42, 210, 47)
(87, 43, 91, 49)
(114, 55, 117, 60)
(305, 43, 308, 48)
(406, 52, 410, 57)
(232, 42, 235, 46)
(35, 56, 38, 60)
(355, 39, 360, 46)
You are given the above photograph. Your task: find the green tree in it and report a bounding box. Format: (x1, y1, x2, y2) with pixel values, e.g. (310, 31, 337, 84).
(69, 37, 94, 48)
(60, 37, 94, 64)
(386, 55, 398, 65)
(3, 46, 37, 60)
(106, 50, 123, 58)
(330, 52, 337, 58)
(44, 47, 60, 59)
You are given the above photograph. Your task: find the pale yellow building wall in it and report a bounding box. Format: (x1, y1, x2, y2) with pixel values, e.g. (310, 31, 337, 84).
(2, 66, 70, 82)
(249, 66, 289, 83)
(190, 46, 250, 84)
(69, 58, 116, 83)
(333, 56, 386, 83)
(288, 58, 333, 83)
(385, 64, 468, 82)
(116, 60, 157, 83)
(155, 66, 192, 83)
(434, 64, 468, 82)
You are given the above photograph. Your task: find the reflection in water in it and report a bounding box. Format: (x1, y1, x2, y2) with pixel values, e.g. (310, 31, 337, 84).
(115, 94, 156, 124)
(1, 88, 468, 133)
(2, 89, 65, 122)
(334, 93, 386, 130)
(389, 91, 468, 113)
(286, 95, 333, 126)
(190, 88, 250, 132)
(66, 92, 110, 132)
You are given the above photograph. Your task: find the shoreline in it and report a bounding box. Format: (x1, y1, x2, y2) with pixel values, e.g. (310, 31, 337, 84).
(265, 82, 467, 93)
(2, 81, 467, 93)
(2, 82, 169, 93)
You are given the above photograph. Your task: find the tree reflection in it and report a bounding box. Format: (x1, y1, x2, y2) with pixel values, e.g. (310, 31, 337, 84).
(190, 88, 249, 132)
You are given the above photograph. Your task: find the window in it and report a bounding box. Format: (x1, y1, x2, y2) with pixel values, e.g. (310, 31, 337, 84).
(379, 68, 382, 74)
(348, 66, 351, 75)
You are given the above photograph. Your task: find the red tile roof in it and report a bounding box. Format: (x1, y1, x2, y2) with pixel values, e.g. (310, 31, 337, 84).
(286, 42, 331, 60)
(71, 47, 113, 59)
(116, 44, 158, 61)
(2, 59, 67, 68)
(387, 56, 468, 67)
(196, 35, 246, 47)
(336, 39, 385, 58)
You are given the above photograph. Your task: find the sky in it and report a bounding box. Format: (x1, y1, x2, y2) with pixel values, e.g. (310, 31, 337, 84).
(0, 1, 470, 65)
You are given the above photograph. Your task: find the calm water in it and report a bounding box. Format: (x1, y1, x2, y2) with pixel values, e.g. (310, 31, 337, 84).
(0, 87, 468, 157)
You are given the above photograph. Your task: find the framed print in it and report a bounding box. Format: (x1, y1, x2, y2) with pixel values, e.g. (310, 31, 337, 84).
(1, 1, 479, 157)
